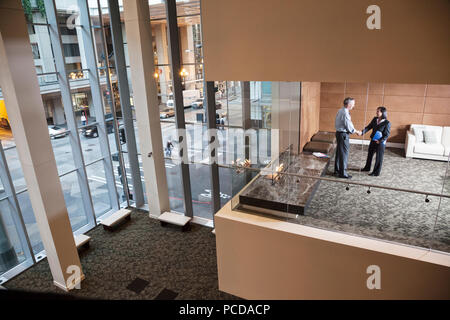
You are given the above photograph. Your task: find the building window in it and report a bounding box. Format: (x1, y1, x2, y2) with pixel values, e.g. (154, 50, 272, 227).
(63, 43, 81, 57)
(27, 23, 35, 35)
(58, 14, 77, 35)
(31, 43, 40, 59)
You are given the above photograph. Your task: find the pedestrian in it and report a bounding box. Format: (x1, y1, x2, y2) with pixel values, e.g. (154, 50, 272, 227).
(165, 140, 174, 157)
(81, 112, 86, 126)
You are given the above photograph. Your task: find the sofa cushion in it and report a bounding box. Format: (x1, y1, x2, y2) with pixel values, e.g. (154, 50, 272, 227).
(414, 142, 444, 156)
(411, 124, 442, 144)
(423, 130, 439, 144)
(412, 126, 425, 143)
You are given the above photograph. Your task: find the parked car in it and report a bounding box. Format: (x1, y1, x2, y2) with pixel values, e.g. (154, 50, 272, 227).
(48, 125, 68, 139)
(191, 98, 204, 109)
(160, 108, 175, 118)
(192, 99, 222, 110)
(82, 125, 99, 138)
(82, 120, 115, 138)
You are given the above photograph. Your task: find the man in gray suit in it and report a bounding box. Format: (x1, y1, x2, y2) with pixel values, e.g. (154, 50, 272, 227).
(334, 97, 361, 179)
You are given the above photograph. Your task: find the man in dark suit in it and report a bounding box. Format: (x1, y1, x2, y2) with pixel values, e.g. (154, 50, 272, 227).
(334, 97, 362, 179)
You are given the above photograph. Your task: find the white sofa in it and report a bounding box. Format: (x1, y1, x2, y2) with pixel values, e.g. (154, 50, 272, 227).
(405, 124, 450, 161)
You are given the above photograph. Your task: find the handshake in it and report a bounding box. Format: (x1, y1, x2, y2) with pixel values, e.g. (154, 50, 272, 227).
(355, 130, 363, 136)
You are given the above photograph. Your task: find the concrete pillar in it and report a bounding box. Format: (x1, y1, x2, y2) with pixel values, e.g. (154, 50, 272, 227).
(154, 23, 170, 103)
(123, 0, 170, 216)
(0, 0, 83, 291)
(53, 97, 66, 126)
(87, 92, 95, 119)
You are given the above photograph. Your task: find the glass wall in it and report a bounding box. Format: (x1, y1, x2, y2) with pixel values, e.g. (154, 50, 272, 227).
(224, 81, 450, 254)
(0, 0, 129, 282)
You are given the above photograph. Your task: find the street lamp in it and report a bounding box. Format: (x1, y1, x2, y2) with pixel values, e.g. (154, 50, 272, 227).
(180, 68, 188, 90)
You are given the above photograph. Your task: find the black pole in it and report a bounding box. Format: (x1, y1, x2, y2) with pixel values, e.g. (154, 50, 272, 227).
(165, 0, 194, 217)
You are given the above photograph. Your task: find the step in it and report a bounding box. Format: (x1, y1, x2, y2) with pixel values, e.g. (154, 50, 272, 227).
(74, 234, 91, 249)
(100, 208, 132, 230)
(158, 211, 191, 227)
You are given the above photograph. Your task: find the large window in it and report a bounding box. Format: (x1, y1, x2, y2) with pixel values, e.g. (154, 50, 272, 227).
(63, 43, 81, 57)
(0, 0, 130, 282)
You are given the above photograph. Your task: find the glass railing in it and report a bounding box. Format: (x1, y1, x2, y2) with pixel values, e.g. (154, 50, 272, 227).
(212, 80, 450, 255)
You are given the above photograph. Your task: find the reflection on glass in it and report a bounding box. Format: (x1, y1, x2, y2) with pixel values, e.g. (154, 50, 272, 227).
(430, 158, 450, 252)
(4, 148, 27, 191)
(189, 163, 212, 220)
(86, 161, 112, 217)
(79, 125, 103, 164)
(17, 192, 44, 255)
(0, 199, 26, 274)
(50, 132, 76, 175)
(60, 172, 89, 232)
(165, 159, 184, 214)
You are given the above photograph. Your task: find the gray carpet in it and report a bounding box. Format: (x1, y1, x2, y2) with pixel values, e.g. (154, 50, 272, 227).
(291, 145, 450, 253)
(4, 210, 239, 300)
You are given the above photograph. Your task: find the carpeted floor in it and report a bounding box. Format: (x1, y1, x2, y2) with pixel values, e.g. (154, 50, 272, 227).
(291, 144, 450, 253)
(4, 210, 239, 300)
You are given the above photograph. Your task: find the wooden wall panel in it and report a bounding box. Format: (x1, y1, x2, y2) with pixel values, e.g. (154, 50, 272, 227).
(424, 98, 450, 115)
(383, 95, 425, 113)
(384, 84, 427, 96)
(321, 82, 345, 94)
(345, 83, 369, 95)
(422, 114, 450, 127)
(319, 108, 338, 133)
(368, 83, 385, 95)
(320, 93, 344, 109)
(319, 82, 450, 144)
(300, 82, 321, 151)
(427, 85, 450, 98)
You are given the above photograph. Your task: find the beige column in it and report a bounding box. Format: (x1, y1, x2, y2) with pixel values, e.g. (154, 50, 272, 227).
(154, 23, 171, 103)
(299, 82, 321, 151)
(0, 0, 83, 291)
(123, 0, 170, 216)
